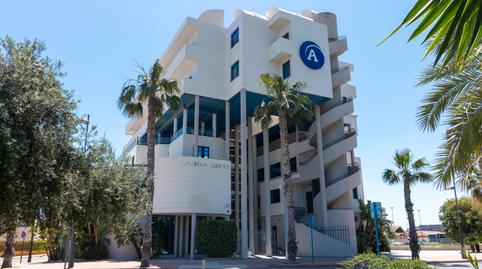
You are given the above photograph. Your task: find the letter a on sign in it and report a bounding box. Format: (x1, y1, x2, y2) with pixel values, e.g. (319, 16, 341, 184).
(307, 49, 319, 62)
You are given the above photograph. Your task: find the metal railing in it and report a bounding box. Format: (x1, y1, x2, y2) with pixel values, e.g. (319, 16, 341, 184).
(319, 226, 351, 245)
(323, 128, 357, 150)
(319, 96, 353, 114)
(331, 66, 350, 75)
(328, 162, 360, 186)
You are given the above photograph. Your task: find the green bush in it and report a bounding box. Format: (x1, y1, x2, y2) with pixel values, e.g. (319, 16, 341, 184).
(196, 220, 236, 258)
(339, 253, 434, 269)
(0, 240, 46, 256)
(76, 232, 108, 260)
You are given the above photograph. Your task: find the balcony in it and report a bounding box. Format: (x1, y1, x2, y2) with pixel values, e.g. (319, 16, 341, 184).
(322, 129, 358, 164)
(165, 41, 198, 80)
(172, 127, 217, 141)
(329, 36, 348, 56)
(269, 37, 293, 64)
(331, 66, 351, 88)
(326, 163, 361, 204)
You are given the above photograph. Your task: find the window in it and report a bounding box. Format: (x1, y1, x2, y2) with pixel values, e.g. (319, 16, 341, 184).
(270, 189, 281, 204)
(306, 191, 313, 213)
(270, 162, 281, 178)
(131, 156, 135, 165)
(257, 168, 265, 182)
(282, 60, 290, 79)
(282, 32, 290, 39)
(352, 187, 359, 199)
(231, 60, 239, 81)
(231, 28, 239, 48)
(290, 157, 297, 173)
(257, 195, 261, 210)
(197, 146, 209, 158)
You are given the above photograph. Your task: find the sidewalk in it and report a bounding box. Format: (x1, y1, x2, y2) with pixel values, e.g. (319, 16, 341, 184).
(389, 250, 481, 263)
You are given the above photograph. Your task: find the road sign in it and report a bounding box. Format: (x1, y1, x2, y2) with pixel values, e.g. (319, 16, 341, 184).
(370, 202, 382, 219)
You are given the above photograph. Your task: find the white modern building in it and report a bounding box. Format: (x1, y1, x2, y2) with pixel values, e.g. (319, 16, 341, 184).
(117, 7, 364, 259)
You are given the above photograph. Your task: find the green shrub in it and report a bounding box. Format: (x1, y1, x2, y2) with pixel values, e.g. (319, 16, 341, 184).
(76, 232, 108, 260)
(196, 220, 236, 257)
(339, 253, 434, 269)
(0, 240, 46, 256)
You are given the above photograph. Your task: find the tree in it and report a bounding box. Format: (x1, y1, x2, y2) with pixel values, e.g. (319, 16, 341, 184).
(356, 200, 392, 253)
(439, 197, 482, 246)
(416, 51, 482, 192)
(254, 73, 312, 262)
(0, 36, 78, 268)
(118, 61, 180, 267)
(382, 149, 433, 259)
(381, 0, 482, 67)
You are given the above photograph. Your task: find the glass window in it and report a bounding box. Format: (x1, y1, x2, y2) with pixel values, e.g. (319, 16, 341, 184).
(257, 168, 265, 182)
(290, 157, 297, 173)
(306, 191, 313, 213)
(282, 60, 290, 79)
(231, 28, 239, 48)
(197, 146, 209, 159)
(270, 189, 281, 204)
(283, 32, 289, 39)
(231, 60, 239, 81)
(352, 187, 359, 199)
(131, 156, 135, 165)
(270, 162, 281, 178)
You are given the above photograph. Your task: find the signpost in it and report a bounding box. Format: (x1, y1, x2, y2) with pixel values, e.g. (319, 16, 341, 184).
(370, 202, 382, 256)
(20, 230, 27, 263)
(310, 215, 315, 263)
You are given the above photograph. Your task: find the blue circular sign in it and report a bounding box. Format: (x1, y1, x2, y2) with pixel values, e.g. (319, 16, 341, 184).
(299, 41, 325, 70)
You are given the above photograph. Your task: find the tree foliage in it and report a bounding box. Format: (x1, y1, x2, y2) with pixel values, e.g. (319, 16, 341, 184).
(355, 200, 392, 253)
(381, 0, 482, 67)
(439, 197, 482, 244)
(196, 220, 237, 258)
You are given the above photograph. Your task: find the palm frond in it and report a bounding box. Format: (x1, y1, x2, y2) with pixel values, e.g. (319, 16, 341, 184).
(382, 169, 401, 185)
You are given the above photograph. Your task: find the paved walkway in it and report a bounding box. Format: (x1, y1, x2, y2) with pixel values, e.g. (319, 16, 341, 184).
(389, 250, 481, 263)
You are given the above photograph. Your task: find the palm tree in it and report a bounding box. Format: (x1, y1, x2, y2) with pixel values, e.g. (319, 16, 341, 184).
(380, 0, 482, 67)
(254, 73, 312, 262)
(417, 51, 481, 191)
(118, 61, 180, 267)
(382, 149, 433, 260)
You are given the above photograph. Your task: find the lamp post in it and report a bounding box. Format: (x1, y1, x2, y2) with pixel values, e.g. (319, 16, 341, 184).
(446, 177, 465, 259)
(417, 210, 422, 227)
(390, 207, 395, 224)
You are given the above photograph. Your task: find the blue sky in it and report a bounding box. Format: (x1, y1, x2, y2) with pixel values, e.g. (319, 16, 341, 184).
(1, 0, 462, 228)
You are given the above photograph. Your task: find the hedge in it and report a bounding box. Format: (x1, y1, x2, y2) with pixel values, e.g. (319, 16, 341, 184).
(339, 253, 434, 269)
(0, 240, 46, 257)
(196, 220, 236, 257)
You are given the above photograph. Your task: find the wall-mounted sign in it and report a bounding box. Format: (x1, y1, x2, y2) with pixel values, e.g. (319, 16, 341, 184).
(299, 41, 325, 70)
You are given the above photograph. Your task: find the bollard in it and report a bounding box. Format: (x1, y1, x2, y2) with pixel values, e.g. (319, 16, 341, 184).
(201, 259, 206, 269)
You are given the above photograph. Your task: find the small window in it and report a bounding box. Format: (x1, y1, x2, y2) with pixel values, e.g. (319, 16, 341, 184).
(231, 60, 239, 81)
(197, 146, 209, 158)
(290, 157, 297, 173)
(270, 162, 281, 178)
(282, 32, 289, 39)
(131, 156, 135, 165)
(270, 189, 281, 204)
(306, 191, 313, 213)
(282, 60, 290, 79)
(231, 28, 239, 48)
(257, 168, 265, 182)
(352, 187, 359, 200)
(257, 195, 261, 210)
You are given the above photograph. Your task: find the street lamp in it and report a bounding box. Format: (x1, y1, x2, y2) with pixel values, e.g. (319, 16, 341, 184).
(446, 177, 465, 259)
(417, 210, 422, 227)
(390, 207, 395, 224)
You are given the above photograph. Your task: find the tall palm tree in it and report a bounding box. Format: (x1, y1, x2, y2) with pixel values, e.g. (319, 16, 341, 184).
(417, 51, 481, 191)
(382, 149, 433, 260)
(254, 73, 312, 262)
(380, 0, 482, 67)
(118, 61, 180, 267)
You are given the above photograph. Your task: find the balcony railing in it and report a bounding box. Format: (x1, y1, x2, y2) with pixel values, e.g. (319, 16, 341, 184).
(323, 128, 357, 150)
(328, 35, 347, 42)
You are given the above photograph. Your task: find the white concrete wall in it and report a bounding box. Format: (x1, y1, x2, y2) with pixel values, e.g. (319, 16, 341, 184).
(153, 157, 231, 215)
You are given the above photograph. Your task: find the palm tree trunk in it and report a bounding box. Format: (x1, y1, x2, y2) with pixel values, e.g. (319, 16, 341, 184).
(140, 96, 156, 267)
(1, 229, 15, 268)
(404, 180, 419, 259)
(278, 111, 297, 263)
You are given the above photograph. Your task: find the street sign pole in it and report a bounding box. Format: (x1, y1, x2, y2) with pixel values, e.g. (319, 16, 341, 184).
(310, 215, 314, 263)
(371, 202, 382, 256)
(374, 214, 380, 256)
(20, 230, 27, 263)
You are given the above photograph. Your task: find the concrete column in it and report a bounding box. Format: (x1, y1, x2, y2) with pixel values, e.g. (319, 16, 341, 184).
(184, 216, 189, 257)
(247, 118, 255, 254)
(190, 214, 196, 259)
(252, 125, 258, 254)
(240, 89, 248, 259)
(263, 129, 272, 256)
(234, 125, 240, 253)
(173, 117, 178, 138)
(183, 108, 188, 135)
(225, 101, 230, 160)
(212, 113, 217, 137)
(194, 95, 200, 157)
(179, 216, 185, 257)
(173, 216, 179, 257)
(314, 105, 328, 229)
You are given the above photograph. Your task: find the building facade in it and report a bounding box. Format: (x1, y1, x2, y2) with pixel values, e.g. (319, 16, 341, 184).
(117, 8, 364, 259)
